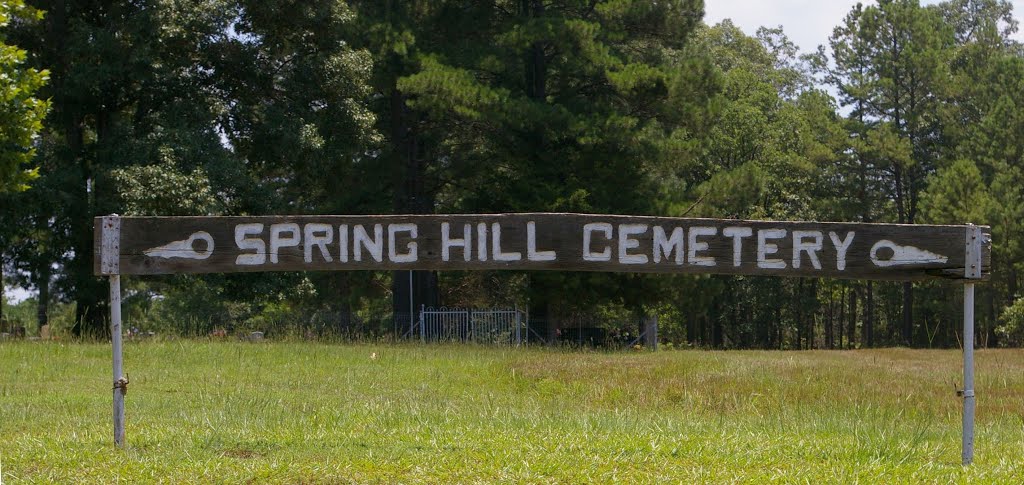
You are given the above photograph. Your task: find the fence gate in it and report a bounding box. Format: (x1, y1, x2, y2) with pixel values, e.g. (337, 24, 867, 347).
(415, 306, 527, 345)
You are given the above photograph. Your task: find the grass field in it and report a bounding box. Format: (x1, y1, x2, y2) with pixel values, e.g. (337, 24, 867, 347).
(1, 342, 1022, 483)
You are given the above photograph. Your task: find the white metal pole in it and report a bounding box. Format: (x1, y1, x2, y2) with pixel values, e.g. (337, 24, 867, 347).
(961, 223, 982, 466)
(111, 274, 125, 447)
(962, 282, 975, 465)
(100, 214, 125, 448)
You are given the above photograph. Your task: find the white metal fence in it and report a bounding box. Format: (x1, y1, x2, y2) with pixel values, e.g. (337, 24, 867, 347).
(411, 305, 529, 345)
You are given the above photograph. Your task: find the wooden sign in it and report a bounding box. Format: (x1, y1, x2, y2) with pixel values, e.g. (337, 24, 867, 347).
(94, 213, 990, 280)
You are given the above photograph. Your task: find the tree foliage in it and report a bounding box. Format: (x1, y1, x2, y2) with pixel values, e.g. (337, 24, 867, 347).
(2, 0, 1024, 348)
(0, 0, 47, 193)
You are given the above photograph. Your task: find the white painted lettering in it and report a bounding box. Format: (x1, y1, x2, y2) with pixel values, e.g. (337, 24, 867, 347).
(304, 223, 333, 263)
(652, 226, 684, 264)
(618, 223, 648, 264)
(338, 225, 349, 262)
(792, 230, 823, 270)
(722, 227, 753, 267)
(527, 221, 556, 261)
(583, 223, 613, 262)
(829, 231, 855, 271)
(353, 224, 383, 262)
(757, 229, 787, 269)
(441, 223, 471, 262)
(388, 223, 418, 263)
(688, 226, 717, 266)
(235, 223, 266, 265)
(491, 223, 522, 261)
(477, 223, 488, 261)
(269, 223, 301, 264)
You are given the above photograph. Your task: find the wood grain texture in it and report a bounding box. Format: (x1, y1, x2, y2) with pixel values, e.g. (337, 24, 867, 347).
(94, 213, 991, 281)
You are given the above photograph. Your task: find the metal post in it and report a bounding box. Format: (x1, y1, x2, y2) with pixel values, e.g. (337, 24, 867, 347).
(100, 214, 126, 448)
(962, 224, 983, 466)
(420, 303, 426, 343)
(962, 282, 975, 465)
(111, 275, 125, 447)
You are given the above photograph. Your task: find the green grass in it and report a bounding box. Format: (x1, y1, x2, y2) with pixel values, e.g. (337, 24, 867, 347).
(1, 342, 1022, 483)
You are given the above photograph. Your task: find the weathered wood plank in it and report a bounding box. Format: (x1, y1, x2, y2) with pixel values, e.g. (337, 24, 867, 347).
(93, 213, 991, 280)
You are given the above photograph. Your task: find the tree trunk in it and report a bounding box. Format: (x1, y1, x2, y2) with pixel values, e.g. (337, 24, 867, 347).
(1008, 267, 1018, 307)
(848, 286, 857, 349)
(0, 257, 5, 327)
(838, 285, 846, 349)
(902, 282, 913, 346)
(686, 312, 697, 347)
(866, 282, 875, 347)
(393, 270, 438, 323)
(712, 303, 724, 348)
(71, 241, 107, 337)
(826, 283, 834, 349)
(522, 0, 547, 98)
(699, 314, 708, 348)
(776, 306, 782, 350)
(809, 280, 817, 349)
(795, 279, 804, 350)
(637, 309, 645, 343)
(36, 265, 50, 330)
(49, 0, 107, 338)
(388, 73, 439, 322)
(331, 274, 353, 336)
(69, 141, 105, 337)
(986, 285, 996, 348)
(71, 107, 107, 337)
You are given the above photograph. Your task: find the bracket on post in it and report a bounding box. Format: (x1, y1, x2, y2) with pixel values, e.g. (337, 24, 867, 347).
(100, 215, 121, 275)
(965, 225, 983, 280)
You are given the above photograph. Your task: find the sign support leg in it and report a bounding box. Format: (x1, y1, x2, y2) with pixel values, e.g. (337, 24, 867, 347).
(111, 274, 126, 447)
(961, 223, 984, 466)
(962, 281, 975, 465)
(99, 214, 125, 448)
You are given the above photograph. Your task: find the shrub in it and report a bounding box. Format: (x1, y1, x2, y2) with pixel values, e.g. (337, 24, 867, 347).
(996, 297, 1024, 347)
